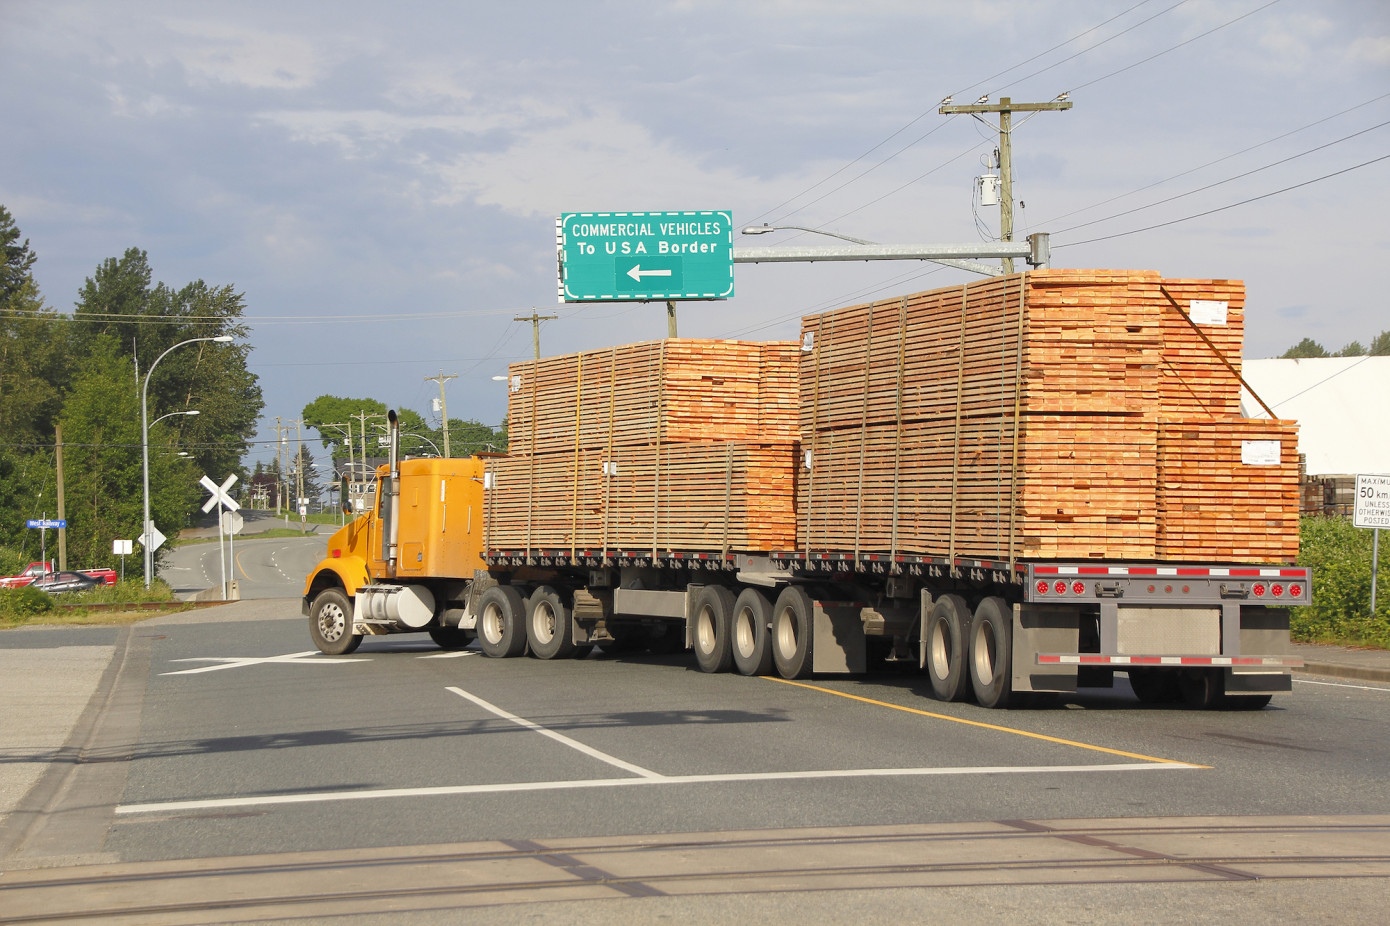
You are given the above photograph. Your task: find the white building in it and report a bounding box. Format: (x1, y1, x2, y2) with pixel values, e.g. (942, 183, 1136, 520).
(1241, 357, 1390, 477)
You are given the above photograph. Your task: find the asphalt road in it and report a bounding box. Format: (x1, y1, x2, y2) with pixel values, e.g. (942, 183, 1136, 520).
(2, 605, 1388, 923)
(160, 521, 328, 600)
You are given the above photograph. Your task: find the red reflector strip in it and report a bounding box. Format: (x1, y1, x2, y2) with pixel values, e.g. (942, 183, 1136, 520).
(1037, 654, 1303, 667)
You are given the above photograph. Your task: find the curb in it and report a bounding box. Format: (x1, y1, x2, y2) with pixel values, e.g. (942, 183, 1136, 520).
(1294, 662, 1390, 684)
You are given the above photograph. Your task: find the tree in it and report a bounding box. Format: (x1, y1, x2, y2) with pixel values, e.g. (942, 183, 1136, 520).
(73, 250, 263, 486)
(58, 337, 198, 574)
(1336, 340, 1366, 357)
(0, 205, 38, 302)
(1281, 338, 1328, 359)
(1372, 330, 1390, 356)
(288, 442, 321, 509)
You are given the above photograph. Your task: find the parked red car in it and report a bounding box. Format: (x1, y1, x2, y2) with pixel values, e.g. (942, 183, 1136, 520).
(0, 561, 117, 590)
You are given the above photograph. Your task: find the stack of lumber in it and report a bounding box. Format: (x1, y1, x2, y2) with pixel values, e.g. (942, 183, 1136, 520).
(1155, 278, 1246, 417)
(1156, 417, 1300, 561)
(798, 269, 1299, 563)
(508, 339, 798, 455)
(488, 338, 799, 555)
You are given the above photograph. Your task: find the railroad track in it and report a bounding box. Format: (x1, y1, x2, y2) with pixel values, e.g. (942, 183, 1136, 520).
(3, 815, 1388, 923)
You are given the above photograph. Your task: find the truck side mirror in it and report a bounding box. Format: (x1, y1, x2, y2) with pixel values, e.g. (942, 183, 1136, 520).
(341, 474, 352, 514)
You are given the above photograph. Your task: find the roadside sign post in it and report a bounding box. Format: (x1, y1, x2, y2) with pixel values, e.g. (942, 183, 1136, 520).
(556, 211, 734, 304)
(26, 516, 65, 576)
(201, 474, 240, 601)
(112, 539, 133, 582)
(1353, 474, 1389, 616)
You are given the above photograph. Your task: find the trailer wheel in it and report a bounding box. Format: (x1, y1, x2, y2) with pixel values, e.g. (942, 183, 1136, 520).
(969, 596, 1015, 709)
(1178, 668, 1221, 708)
(309, 588, 362, 655)
(1127, 668, 1180, 705)
(477, 585, 527, 658)
(527, 586, 577, 659)
(925, 594, 971, 702)
(771, 586, 814, 679)
(731, 588, 774, 677)
(692, 585, 735, 673)
(428, 626, 473, 650)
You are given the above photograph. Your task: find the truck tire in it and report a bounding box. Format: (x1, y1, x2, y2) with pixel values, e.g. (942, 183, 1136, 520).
(731, 588, 774, 677)
(477, 585, 527, 658)
(771, 586, 814, 680)
(692, 585, 735, 673)
(968, 596, 1015, 709)
(925, 594, 971, 702)
(527, 586, 577, 659)
(309, 588, 362, 655)
(1127, 668, 1180, 705)
(428, 626, 473, 650)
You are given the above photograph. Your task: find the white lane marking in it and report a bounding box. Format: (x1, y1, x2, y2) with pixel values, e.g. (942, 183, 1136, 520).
(446, 686, 662, 779)
(419, 651, 481, 659)
(1294, 677, 1390, 693)
(115, 762, 1193, 815)
(162, 651, 367, 675)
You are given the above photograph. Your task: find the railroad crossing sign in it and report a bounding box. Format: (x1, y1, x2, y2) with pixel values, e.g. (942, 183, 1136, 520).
(556, 211, 734, 302)
(200, 474, 240, 514)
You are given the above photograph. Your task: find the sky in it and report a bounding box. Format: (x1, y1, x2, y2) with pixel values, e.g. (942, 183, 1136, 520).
(2, 0, 1387, 472)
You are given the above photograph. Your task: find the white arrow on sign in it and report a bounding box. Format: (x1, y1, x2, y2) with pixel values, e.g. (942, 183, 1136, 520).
(200, 474, 240, 513)
(626, 265, 673, 282)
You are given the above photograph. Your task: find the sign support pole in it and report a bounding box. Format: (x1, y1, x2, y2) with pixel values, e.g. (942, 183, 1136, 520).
(1373, 529, 1380, 617)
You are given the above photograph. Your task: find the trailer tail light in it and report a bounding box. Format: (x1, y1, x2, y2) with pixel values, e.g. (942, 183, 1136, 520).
(1252, 583, 1266, 597)
(1054, 580, 1068, 595)
(1289, 583, 1303, 598)
(1071, 581, 1086, 596)
(1037, 580, 1050, 595)
(1271, 583, 1285, 598)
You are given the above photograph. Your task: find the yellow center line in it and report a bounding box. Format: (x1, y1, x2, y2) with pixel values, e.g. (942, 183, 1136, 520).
(765, 677, 1207, 767)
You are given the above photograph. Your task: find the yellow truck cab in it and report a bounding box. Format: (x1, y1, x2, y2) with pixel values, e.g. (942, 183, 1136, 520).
(302, 446, 487, 655)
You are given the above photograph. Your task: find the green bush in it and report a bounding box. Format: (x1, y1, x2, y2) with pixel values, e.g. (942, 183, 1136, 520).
(71, 578, 176, 605)
(0, 585, 55, 623)
(1293, 516, 1390, 648)
(0, 545, 28, 578)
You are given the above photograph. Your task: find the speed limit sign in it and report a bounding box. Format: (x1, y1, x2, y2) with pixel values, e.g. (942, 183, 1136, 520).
(1354, 474, 1390, 529)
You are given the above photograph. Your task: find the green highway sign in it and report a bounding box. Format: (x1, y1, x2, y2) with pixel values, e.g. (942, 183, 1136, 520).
(556, 211, 734, 302)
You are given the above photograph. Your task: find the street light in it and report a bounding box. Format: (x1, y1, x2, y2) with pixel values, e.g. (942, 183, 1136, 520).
(742, 223, 875, 246)
(141, 335, 232, 588)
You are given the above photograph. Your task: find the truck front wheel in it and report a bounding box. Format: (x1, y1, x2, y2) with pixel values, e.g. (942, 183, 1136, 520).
(310, 588, 362, 656)
(478, 586, 527, 658)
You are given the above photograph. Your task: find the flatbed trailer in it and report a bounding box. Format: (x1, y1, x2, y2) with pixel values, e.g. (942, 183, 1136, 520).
(303, 450, 1306, 711)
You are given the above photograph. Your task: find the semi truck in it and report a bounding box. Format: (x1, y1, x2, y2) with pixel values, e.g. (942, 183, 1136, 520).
(302, 271, 1310, 710)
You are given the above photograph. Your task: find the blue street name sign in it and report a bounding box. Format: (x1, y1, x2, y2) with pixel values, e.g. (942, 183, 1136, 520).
(556, 211, 734, 302)
(27, 519, 66, 529)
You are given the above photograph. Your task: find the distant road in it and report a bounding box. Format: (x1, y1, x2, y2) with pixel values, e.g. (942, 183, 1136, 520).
(161, 516, 332, 600)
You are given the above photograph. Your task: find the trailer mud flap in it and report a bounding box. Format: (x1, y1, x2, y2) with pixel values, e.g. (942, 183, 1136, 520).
(1013, 604, 1080, 693)
(812, 602, 866, 674)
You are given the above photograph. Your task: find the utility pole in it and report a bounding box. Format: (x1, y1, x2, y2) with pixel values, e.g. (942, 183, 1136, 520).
(424, 371, 458, 458)
(273, 417, 285, 513)
(290, 417, 306, 526)
(515, 311, 558, 360)
(55, 424, 66, 571)
(351, 410, 387, 489)
(939, 94, 1072, 273)
(665, 301, 678, 338)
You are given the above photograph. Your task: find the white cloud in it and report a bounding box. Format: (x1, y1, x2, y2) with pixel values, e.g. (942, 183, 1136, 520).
(157, 17, 329, 90)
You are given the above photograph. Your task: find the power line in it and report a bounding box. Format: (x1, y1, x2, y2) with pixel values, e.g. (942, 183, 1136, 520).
(1054, 153, 1390, 248)
(1036, 92, 1390, 227)
(1051, 118, 1390, 236)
